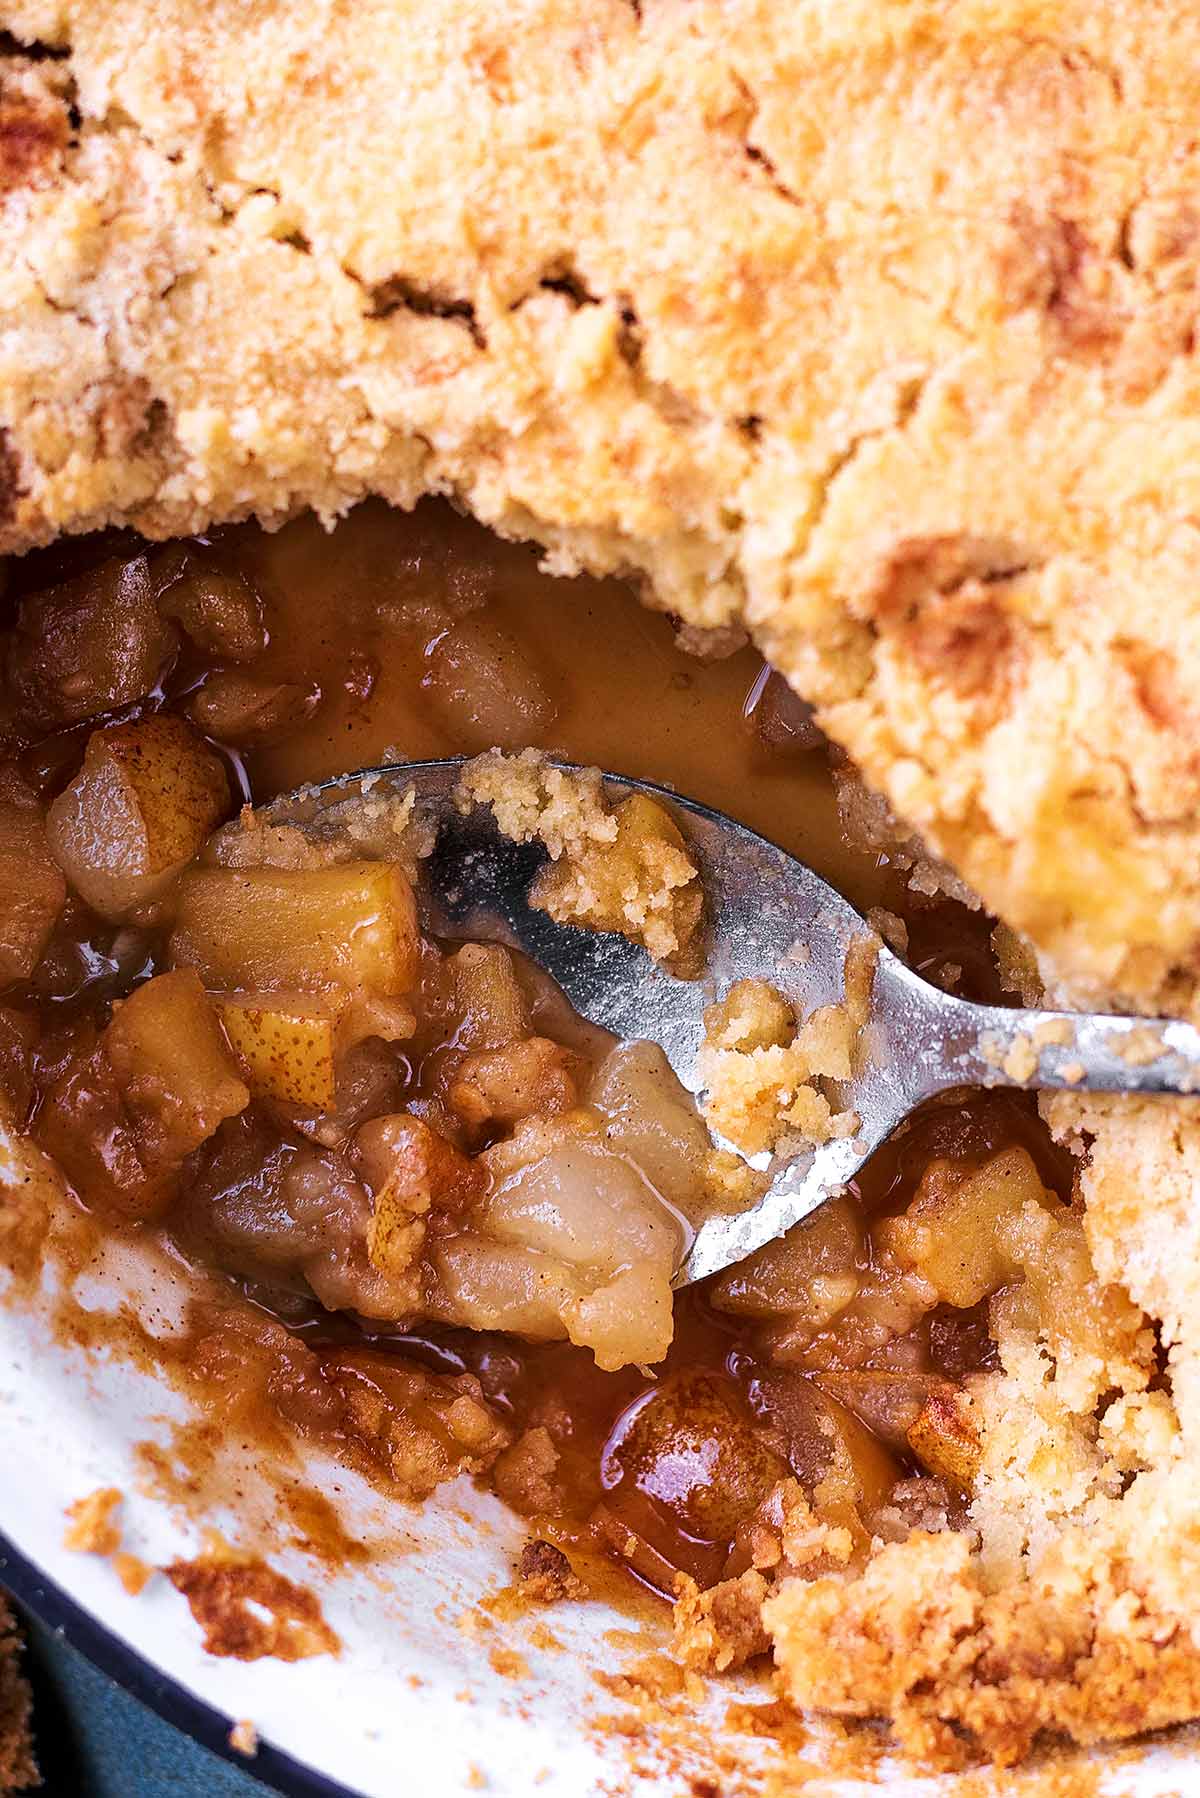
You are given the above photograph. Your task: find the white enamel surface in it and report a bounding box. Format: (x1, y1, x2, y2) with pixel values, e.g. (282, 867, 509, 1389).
(0, 1122, 1195, 1798)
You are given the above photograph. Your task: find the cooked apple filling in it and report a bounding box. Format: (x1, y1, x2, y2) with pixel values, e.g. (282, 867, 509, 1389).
(0, 502, 1149, 1768)
(30, 764, 720, 1372)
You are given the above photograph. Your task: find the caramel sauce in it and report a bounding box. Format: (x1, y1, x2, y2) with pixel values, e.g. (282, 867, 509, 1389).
(0, 498, 1061, 1605)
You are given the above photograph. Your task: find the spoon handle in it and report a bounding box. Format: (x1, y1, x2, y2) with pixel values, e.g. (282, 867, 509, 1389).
(927, 996, 1200, 1098)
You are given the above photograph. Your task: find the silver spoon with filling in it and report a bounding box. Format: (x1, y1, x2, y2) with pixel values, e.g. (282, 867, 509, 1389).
(263, 757, 1200, 1288)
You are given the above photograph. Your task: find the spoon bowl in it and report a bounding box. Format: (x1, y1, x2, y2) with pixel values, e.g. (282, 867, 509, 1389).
(263, 757, 1200, 1285)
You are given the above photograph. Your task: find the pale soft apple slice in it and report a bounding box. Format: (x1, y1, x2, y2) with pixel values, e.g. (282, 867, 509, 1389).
(170, 862, 419, 1002)
(47, 716, 229, 921)
(214, 990, 348, 1110)
(447, 1035, 585, 1130)
(449, 943, 529, 1049)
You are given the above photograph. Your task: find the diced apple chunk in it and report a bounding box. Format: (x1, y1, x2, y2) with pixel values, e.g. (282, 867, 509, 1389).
(5, 556, 178, 729)
(46, 717, 229, 921)
(0, 769, 66, 980)
(447, 1036, 585, 1129)
(876, 1145, 1049, 1308)
(815, 1370, 951, 1455)
(751, 1369, 900, 1547)
(602, 1369, 790, 1539)
(170, 862, 419, 1003)
(37, 970, 248, 1218)
(215, 991, 346, 1109)
(432, 1236, 581, 1339)
(449, 944, 530, 1049)
(36, 1048, 173, 1220)
(186, 671, 318, 746)
(104, 970, 250, 1168)
(354, 1114, 484, 1276)
(152, 547, 267, 660)
(709, 1195, 864, 1324)
(589, 1039, 712, 1220)
(906, 1386, 982, 1484)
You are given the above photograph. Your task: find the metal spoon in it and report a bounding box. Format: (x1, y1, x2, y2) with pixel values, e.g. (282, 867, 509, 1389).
(264, 757, 1200, 1288)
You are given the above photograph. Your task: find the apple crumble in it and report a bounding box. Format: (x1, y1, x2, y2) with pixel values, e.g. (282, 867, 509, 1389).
(1, 0, 1200, 1776)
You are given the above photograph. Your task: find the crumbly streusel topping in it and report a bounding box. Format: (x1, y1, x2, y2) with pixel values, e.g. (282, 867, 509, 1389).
(458, 750, 703, 967)
(6, 2, 1200, 1007)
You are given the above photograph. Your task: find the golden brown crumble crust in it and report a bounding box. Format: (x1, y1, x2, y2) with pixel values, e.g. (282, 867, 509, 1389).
(5, 3, 1200, 1005)
(4, 0, 1200, 1774)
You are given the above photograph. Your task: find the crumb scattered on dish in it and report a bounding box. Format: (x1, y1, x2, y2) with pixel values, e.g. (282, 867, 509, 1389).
(165, 1531, 341, 1663)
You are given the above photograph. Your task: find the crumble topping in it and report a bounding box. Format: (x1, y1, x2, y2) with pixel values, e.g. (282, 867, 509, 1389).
(228, 1719, 259, 1758)
(697, 972, 864, 1156)
(207, 783, 436, 891)
(457, 750, 703, 971)
(63, 1484, 154, 1595)
(515, 1539, 586, 1605)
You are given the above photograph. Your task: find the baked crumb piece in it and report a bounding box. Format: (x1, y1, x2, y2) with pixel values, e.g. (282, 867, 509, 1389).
(327, 1361, 512, 1501)
(765, 1524, 1200, 1770)
(1001, 1032, 1038, 1084)
(165, 1530, 341, 1662)
(63, 1486, 123, 1555)
(228, 1719, 259, 1757)
(63, 1487, 156, 1596)
(1108, 1024, 1167, 1066)
(212, 786, 434, 884)
(457, 750, 616, 860)
(702, 1146, 764, 1212)
(457, 750, 702, 971)
(866, 905, 908, 956)
(832, 768, 980, 912)
(674, 1570, 770, 1674)
(492, 1428, 561, 1517)
(674, 1482, 855, 1676)
(516, 1538, 587, 1604)
(1032, 1017, 1074, 1049)
(465, 1763, 488, 1789)
(697, 977, 860, 1155)
(488, 1645, 530, 1682)
(112, 1552, 154, 1596)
